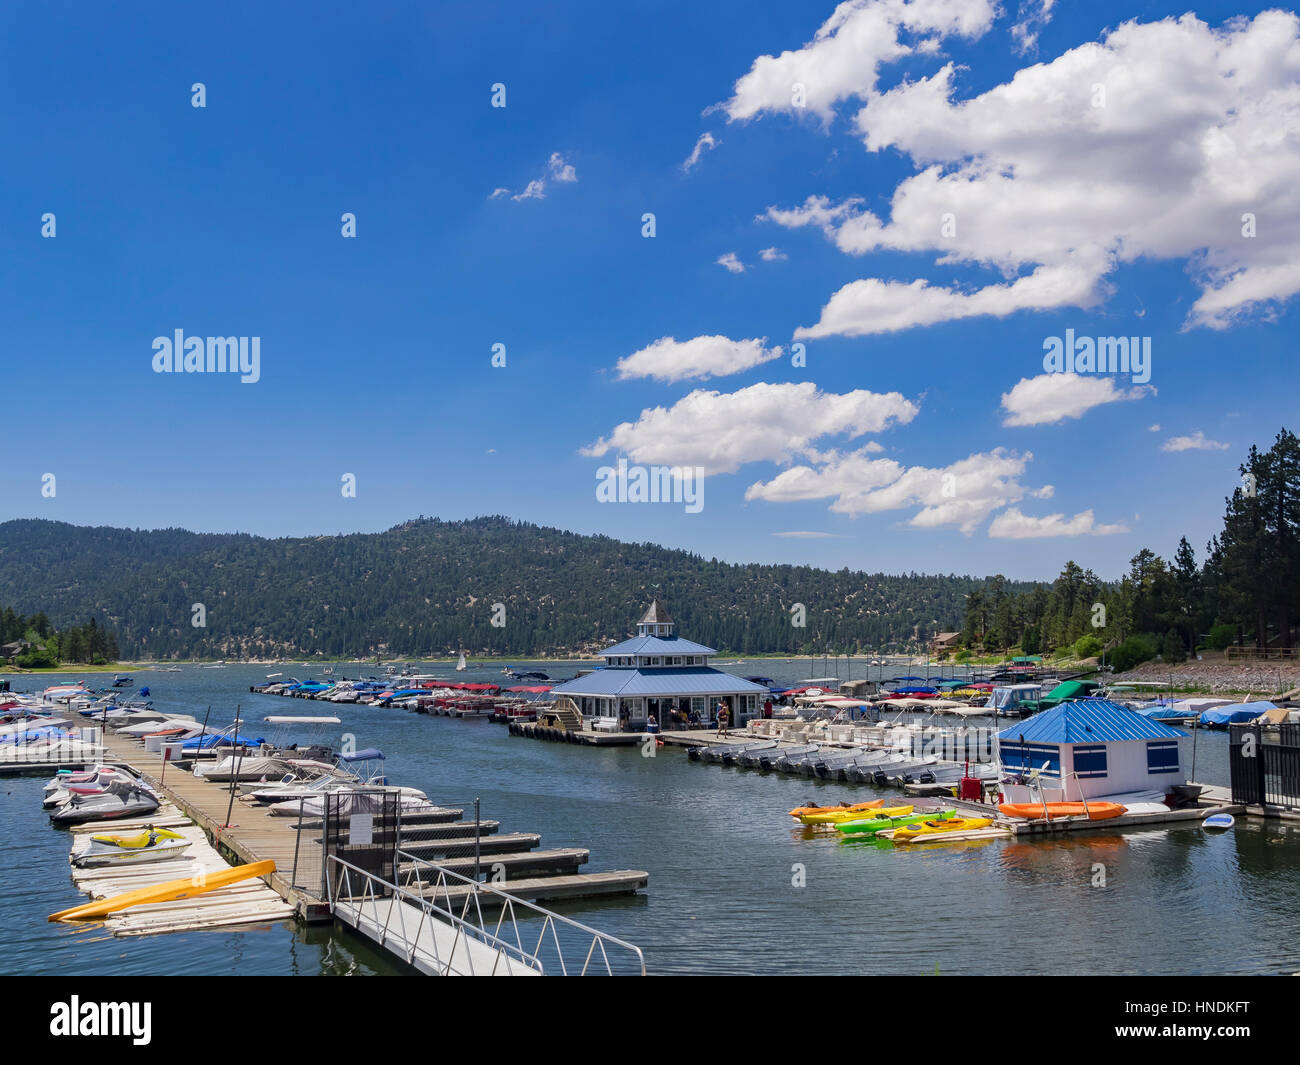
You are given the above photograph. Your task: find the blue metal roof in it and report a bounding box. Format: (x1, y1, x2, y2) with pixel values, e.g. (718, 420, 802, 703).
(997, 699, 1189, 743)
(550, 666, 766, 698)
(599, 634, 717, 657)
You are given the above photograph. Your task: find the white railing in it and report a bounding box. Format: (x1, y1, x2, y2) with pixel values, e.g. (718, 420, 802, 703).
(394, 850, 645, 975)
(326, 854, 544, 976)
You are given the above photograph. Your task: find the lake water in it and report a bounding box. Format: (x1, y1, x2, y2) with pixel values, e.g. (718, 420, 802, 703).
(6, 661, 1296, 975)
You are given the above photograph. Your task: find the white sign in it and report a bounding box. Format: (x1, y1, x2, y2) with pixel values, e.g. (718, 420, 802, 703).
(350, 813, 373, 846)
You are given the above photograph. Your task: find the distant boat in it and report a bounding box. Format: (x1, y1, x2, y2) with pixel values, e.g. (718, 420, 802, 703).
(456, 652, 467, 672)
(111, 675, 133, 687)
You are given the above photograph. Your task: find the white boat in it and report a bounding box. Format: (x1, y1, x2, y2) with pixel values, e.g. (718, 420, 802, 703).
(268, 784, 433, 818)
(456, 652, 467, 672)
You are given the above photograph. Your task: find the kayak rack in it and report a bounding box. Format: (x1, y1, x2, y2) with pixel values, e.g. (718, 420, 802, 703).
(326, 851, 646, 976)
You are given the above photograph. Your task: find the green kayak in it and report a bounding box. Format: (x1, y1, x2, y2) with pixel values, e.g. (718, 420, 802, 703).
(835, 809, 958, 835)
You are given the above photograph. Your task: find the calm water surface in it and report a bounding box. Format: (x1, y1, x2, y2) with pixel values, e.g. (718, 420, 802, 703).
(4, 662, 1294, 975)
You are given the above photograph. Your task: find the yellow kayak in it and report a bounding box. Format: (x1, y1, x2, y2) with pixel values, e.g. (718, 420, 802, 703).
(891, 817, 992, 841)
(799, 805, 914, 825)
(49, 859, 276, 922)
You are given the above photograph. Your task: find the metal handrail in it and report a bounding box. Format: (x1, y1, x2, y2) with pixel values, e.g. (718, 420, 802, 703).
(395, 849, 647, 976)
(325, 854, 545, 976)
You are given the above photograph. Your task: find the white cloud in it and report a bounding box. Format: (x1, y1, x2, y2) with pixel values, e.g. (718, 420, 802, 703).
(682, 132, 719, 172)
(1001, 374, 1154, 427)
(720, 0, 997, 122)
(548, 152, 578, 183)
(1148, 424, 1161, 432)
(750, 9, 1300, 335)
(1162, 431, 1230, 452)
(583, 382, 919, 474)
(717, 252, 746, 274)
(614, 335, 782, 383)
(1010, 0, 1055, 54)
(747, 446, 1039, 534)
(773, 530, 838, 538)
(759, 246, 788, 262)
(496, 152, 578, 202)
(988, 506, 1128, 539)
(511, 179, 546, 202)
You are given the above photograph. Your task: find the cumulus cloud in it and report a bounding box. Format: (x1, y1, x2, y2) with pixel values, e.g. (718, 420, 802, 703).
(989, 506, 1128, 539)
(494, 152, 579, 202)
(614, 336, 782, 383)
(717, 252, 746, 274)
(548, 152, 577, 183)
(749, 8, 1300, 335)
(582, 382, 918, 474)
(1162, 431, 1231, 452)
(1001, 374, 1155, 427)
(1010, 0, 1056, 54)
(720, 0, 997, 122)
(747, 446, 1040, 534)
(511, 179, 546, 202)
(759, 246, 788, 261)
(682, 132, 720, 171)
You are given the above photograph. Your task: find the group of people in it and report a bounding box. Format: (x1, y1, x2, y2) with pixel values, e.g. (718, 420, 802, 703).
(617, 696, 777, 735)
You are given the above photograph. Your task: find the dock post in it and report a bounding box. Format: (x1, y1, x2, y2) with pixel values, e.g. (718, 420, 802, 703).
(474, 797, 481, 883)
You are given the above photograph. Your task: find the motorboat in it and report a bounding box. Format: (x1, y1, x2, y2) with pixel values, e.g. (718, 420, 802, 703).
(244, 771, 359, 805)
(268, 784, 434, 818)
(193, 754, 292, 782)
(50, 780, 160, 824)
(71, 827, 192, 867)
(752, 743, 817, 770)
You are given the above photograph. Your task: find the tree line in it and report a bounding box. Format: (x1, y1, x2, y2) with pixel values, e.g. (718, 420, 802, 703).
(1, 606, 121, 667)
(960, 429, 1300, 670)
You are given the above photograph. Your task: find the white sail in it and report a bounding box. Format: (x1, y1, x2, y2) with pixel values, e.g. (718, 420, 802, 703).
(456, 652, 467, 671)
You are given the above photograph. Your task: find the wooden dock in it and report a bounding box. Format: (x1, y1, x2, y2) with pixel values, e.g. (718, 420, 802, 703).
(94, 726, 648, 925)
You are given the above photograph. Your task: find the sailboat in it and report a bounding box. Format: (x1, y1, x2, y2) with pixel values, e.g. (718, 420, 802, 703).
(456, 652, 467, 672)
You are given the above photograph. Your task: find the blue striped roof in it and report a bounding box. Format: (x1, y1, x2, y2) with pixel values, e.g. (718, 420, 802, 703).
(997, 699, 1188, 743)
(599, 634, 717, 657)
(550, 666, 766, 697)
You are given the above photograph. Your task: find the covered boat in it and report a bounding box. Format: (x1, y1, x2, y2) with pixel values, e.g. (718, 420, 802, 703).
(1197, 701, 1274, 728)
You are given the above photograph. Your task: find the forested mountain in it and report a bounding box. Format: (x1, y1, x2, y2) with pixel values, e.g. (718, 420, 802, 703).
(0, 517, 1031, 660)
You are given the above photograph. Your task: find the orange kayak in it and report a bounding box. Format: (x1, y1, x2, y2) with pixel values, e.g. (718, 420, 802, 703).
(998, 802, 1127, 821)
(789, 799, 885, 819)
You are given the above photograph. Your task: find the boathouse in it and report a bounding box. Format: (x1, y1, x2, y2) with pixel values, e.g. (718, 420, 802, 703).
(997, 699, 1190, 802)
(549, 601, 768, 731)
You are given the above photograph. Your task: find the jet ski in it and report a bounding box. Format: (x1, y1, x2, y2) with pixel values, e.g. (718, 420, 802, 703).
(43, 766, 145, 808)
(49, 780, 160, 825)
(70, 826, 192, 867)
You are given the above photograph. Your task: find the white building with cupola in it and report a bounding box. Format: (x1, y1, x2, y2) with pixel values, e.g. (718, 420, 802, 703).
(549, 601, 769, 731)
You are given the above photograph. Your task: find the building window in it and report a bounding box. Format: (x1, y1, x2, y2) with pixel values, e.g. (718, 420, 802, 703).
(1146, 741, 1180, 774)
(1073, 744, 1108, 778)
(999, 741, 1061, 777)
(691, 697, 705, 714)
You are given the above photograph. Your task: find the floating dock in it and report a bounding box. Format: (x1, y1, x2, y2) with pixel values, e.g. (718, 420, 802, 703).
(90, 725, 648, 924)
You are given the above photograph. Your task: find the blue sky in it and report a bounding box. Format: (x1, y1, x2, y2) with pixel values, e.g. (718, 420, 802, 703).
(2, 0, 1296, 580)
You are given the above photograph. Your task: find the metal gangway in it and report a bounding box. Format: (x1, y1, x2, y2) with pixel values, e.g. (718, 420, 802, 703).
(326, 850, 646, 976)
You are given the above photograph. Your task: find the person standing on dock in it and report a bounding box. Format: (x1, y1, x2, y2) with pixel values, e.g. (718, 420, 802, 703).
(716, 703, 729, 736)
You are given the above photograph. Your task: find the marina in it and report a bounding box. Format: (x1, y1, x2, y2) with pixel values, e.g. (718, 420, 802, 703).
(2, 661, 1299, 976)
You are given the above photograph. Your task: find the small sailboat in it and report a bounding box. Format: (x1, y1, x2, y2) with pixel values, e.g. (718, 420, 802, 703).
(456, 652, 467, 672)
